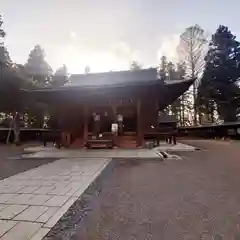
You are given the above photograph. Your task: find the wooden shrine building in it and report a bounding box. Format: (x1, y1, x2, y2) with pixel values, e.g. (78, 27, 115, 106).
(22, 68, 194, 148)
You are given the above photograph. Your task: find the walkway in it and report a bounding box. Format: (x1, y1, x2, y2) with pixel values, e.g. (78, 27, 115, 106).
(23, 147, 161, 159)
(0, 158, 110, 239)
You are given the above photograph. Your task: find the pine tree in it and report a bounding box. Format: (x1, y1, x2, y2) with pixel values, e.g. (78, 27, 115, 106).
(201, 25, 240, 122)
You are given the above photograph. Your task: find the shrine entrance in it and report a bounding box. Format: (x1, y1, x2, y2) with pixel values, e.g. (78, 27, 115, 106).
(62, 98, 142, 148)
(117, 105, 137, 135)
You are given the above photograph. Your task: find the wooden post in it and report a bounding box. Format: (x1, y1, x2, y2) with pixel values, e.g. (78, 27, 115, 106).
(83, 105, 88, 145)
(112, 104, 117, 121)
(137, 99, 142, 146)
(112, 104, 117, 146)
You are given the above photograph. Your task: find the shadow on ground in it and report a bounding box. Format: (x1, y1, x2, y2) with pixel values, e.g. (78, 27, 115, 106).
(0, 144, 56, 180)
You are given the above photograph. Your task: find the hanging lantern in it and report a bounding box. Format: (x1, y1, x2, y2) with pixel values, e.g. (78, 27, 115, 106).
(117, 114, 123, 122)
(94, 114, 100, 121)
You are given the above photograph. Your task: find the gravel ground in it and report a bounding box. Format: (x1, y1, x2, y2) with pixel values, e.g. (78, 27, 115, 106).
(0, 144, 56, 180)
(45, 140, 240, 240)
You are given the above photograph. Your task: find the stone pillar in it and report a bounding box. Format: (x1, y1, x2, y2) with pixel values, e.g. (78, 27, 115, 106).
(83, 105, 88, 145)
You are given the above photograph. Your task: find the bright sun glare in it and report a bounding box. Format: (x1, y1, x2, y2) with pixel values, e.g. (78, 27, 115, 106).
(57, 31, 179, 73)
(64, 47, 126, 73)
(58, 32, 143, 73)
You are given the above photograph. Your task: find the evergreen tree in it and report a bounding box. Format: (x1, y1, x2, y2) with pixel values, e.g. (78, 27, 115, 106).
(169, 62, 189, 125)
(130, 61, 142, 70)
(168, 61, 179, 118)
(159, 56, 168, 80)
(0, 17, 28, 144)
(167, 61, 177, 80)
(84, 65, 91, 74)
(24, 45, 53, 87)
(51, 65, 68, 87)
(0, 15, 11, 68)
(24, 46, 53, 128)
(176, 62, 187, 125)
(0, 46, 12, 67)
(201, 25, 240, 122)
(0, 15, 5, 40)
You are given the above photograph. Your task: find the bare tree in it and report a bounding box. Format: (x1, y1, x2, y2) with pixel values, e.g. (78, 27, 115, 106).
(177, 24, 208, 125)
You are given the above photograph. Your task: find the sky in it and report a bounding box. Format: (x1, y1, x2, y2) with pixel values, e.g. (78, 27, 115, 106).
(1, 0, 240, 73)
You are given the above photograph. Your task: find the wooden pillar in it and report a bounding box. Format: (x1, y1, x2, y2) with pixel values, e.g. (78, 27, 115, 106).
(112, 104, 117, 146)
(61, 132, 71, 147)
(137, 99, 143, 146)
(112, 104, 117, 121)
(83, 105, 88, 145)
(94, 115, 100, 138)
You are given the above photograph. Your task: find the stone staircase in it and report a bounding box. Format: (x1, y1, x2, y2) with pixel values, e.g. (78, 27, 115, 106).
(117, 135, 138, 148)
(70, 137, 84, 148)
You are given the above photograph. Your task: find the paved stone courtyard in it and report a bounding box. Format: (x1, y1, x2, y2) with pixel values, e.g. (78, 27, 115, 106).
(0, 142, 198, 239)
(23, 146, 161, 159)
(0, 140, 238, 239)
(23, 142, 194, 160)
(68, 140, 240, 239)
(0, 157, 110, 239)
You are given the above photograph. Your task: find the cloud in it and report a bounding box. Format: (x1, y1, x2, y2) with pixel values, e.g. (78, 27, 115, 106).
(110, 42, 142, 65)
(157, 34, 180, 62)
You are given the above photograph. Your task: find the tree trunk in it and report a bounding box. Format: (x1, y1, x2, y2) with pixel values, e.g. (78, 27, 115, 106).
(13, 112, 20, 145)
(193, 79, 198, 125)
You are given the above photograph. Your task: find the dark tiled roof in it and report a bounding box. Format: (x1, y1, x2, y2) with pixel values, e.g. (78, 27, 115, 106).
(67, 68, 158, 86)
(20, 68, 195, 111)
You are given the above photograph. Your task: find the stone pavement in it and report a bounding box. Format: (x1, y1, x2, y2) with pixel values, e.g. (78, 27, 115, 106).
(23, 147, 161, 159)
(23, 142, 197, 160)
(155, 142, 198, 152)
(0, 157, 110, 239)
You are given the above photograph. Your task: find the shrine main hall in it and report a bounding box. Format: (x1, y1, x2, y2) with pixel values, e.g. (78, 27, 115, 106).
(22, 68, 194, 148)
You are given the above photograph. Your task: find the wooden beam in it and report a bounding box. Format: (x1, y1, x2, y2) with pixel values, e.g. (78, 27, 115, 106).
(137, 99, 143, 146)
